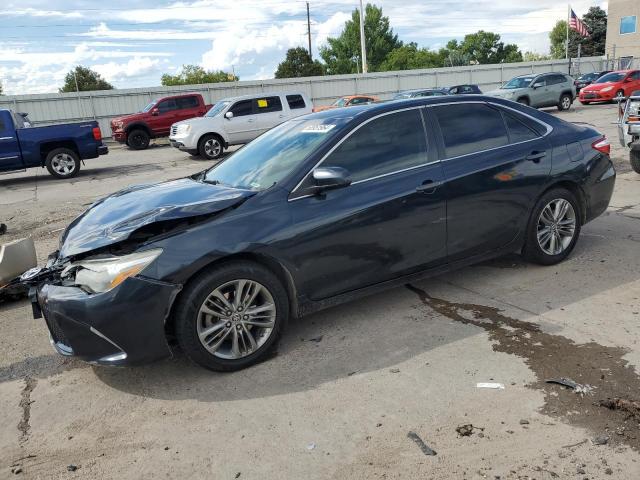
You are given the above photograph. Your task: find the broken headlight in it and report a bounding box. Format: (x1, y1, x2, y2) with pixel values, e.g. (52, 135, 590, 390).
(63, 249, 162, 293)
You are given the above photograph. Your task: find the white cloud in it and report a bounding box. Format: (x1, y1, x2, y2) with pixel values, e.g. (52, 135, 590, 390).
(93, 57, 165, 82)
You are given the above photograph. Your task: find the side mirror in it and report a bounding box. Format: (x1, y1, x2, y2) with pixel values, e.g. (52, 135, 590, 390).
(311, 167, 351, 193)
(225, 111, 234, 120)
(151, 108, 160, 116)
(532, 82, 544, 89)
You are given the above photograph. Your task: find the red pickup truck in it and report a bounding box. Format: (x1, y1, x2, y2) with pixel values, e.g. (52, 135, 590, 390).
(110, 93, 213, 150)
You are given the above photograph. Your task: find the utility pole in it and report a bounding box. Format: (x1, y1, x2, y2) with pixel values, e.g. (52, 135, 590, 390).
(359, 0, 367, 74)
(307, 2, 312, 60)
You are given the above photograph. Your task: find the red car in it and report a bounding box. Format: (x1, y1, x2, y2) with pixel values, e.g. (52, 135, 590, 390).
(110, 93, 213, 150)
(579, 70, 640, 104)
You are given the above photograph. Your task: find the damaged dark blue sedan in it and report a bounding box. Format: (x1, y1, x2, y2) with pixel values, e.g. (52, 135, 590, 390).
(29, 96, 616, 371)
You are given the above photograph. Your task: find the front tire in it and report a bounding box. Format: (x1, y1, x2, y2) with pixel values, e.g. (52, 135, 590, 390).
(517, 97, 530, 106)
(631, 149, 640, 174)
(174, 262, 289, 372)
(45, 148, 81, 179)
(523, 188, 581, 265)
(198, 134, 224, 160)
(127, 129, 150, 150)
(613, 90, 625, 103)
(558, 94, 572, 111)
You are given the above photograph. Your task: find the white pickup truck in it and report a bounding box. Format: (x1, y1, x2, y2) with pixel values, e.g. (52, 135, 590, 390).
(169, 92, 313, 160)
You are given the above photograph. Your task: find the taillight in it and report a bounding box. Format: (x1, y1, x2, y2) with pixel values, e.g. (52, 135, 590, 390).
(93, 127, 102, 141)
(592, 136, 610, 155)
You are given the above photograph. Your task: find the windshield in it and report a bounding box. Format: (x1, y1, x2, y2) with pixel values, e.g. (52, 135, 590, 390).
(206, 101, 230, 117)
(203, 118, 348, 190)
(595, 72, 625, 83)
(502, 77, 533, 89)
(332, 98, 348, 107)
(578, 73, 597, 81)
(142, 101, 156, 113)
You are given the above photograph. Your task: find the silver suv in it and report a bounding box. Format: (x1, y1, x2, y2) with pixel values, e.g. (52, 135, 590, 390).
(487, 73, 576, 111)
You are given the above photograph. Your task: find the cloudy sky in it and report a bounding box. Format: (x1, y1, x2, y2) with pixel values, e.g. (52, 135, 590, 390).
(0, 0, 607, 95)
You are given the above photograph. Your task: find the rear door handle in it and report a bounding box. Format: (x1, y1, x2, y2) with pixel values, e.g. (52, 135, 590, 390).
(525, 151, 546, 163)
(416, 179, 442, 194)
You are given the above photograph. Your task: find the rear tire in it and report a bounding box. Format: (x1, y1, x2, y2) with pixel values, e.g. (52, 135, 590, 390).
(127, 129, 150, 150)
(523, 188, 581, 266)
(558, 93, 572, 111)
(198, 134, 224, 160)
(174, 261, 289, 372)
(631, 149, 640, 174)
(45, 148, 81, 179)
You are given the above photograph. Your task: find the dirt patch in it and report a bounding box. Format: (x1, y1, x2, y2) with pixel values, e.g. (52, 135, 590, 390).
(406, 283, 640, 451)
(18, 376, 37, 445)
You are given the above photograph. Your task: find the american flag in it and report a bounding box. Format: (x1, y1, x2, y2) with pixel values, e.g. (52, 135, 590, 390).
(569, 9, 589, 37)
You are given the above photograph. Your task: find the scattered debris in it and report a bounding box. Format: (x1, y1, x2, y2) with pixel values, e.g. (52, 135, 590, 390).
(389, 368, 400, 374)
(545, 377, 594, 396)
(407, 431, 437, 456)
(561, 439, 587, 449)
(376, 423, 382, 427)
(66, 465, 78, 472)
(597, 398, 640, 418)
(592, 435, 609, 445)
(18, 376, 37, 445)
(11, 467, 22, 475)
(307, 336, 323, 343)
(605, 467, 613, 475)
(477, 382, 505, 389)
(456, 424, 473, 436)
(576, 466, 586, 475)
(306, 443, 316, 451)
(164, 447, 169, 451)
(235, 473, 241, 479)
(519, 419, 529, 425)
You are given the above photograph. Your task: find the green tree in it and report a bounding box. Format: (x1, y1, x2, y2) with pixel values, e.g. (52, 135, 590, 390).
(449, 31, 522, 64)
(379, 43, 443, 71)
(275, 47, 324, 78)
(580, 6, 607, 57)
(59, 66, 114, 93)
(319, 4, 402, 74)
(161, 65, 238, 86)
(523, 51, 552, 62)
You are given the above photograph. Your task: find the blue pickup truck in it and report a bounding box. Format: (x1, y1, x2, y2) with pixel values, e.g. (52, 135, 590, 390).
(0, 109, 108, 179)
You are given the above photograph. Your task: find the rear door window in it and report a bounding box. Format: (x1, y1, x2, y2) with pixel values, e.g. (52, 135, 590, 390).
(253, 96, 283, 113)
(176, 96, 199, 109)
(229, 100, 254, 117)
(433, 103, 509, 158)
(286, 94, 306, 109)
(322, 109, 428, 182)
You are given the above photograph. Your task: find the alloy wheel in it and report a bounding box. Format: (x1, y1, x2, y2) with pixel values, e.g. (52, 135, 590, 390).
(196, 279, 276, 359)
(561, 96, 571, 110)
(51, 153, 77, 176)
(536, 198, 576, 256)
(204, 138, 222, 158)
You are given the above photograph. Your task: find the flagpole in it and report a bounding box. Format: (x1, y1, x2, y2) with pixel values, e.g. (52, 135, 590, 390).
(566, 4, 570, 60)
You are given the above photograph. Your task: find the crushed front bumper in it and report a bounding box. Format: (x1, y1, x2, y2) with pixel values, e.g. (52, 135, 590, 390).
(33, 276, 181, 366)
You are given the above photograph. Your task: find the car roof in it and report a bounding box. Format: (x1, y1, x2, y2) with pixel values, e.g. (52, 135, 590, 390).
(217, 91, 306, 102)
(398, 88, 444, 93)
(306, 94, 506, 122)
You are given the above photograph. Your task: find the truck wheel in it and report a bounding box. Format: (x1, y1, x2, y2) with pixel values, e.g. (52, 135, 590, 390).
(558, 94, 572, 111)
(198, 134, 224, 160)
(127, 129, 150, 150)
(45, 148, 81, 179)
(631, 149, 640, 174)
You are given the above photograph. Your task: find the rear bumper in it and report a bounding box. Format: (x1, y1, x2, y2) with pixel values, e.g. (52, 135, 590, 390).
(97, 145, 109, 156)
(35, 276, 181, 366)
(585, 158, 616, 223)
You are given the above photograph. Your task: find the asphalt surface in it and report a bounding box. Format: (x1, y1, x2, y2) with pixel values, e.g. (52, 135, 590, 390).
(1, 103, 640, 479)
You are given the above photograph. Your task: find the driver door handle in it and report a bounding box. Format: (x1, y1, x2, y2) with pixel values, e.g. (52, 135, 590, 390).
(526, 151, 546, 163)
(416, 179, 442, 194)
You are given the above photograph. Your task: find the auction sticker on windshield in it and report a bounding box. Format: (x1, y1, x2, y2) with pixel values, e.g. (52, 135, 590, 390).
(302, 124, 336, 133)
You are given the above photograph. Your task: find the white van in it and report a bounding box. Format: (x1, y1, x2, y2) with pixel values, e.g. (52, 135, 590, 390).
(169, 92, 313, 159)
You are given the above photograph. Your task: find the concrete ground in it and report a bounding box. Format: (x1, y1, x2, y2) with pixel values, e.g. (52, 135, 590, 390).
(1, 103, 639, 479)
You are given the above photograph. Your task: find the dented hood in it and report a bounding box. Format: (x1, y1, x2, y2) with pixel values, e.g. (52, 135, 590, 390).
(59, 178, 254, 258)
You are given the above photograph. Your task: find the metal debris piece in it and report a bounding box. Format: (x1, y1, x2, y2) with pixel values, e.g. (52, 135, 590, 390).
(407, 431, 437, 456)
(545, 377, 578, 389)
(592, 435, 609, 445)
(456, 424, 475, 437)
(477, 382, 505, 389)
